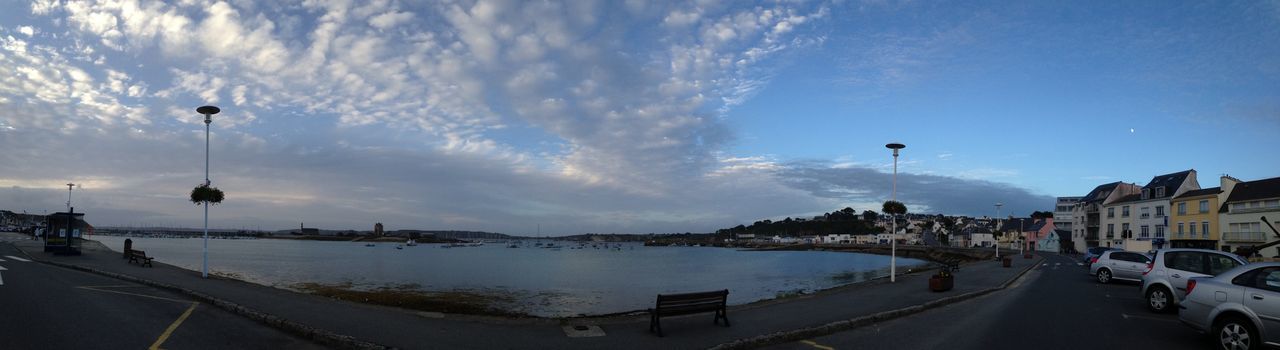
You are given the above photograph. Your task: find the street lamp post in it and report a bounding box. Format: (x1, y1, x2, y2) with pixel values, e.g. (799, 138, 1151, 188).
(65, 183, 78, 212)
(995, 203, 1003, 259)
(197, 105, 220, 279)
(886, 142, 905, 283)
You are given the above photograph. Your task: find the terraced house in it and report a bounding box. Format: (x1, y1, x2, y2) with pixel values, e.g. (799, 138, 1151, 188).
(1071, 182, 1141, 253)
(1219, 176, 1280, 257)
(1120, 170, 1200, 252)
(1168, 175, 1239, 249)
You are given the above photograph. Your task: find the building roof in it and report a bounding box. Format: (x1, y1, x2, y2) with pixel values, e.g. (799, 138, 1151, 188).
(1221, 176, 1280, 213)
(1081, 182, 1123, 203)
(1175, 187, 1221, 200)
(1142, 169, 1195, 199)
(1109, 193, 1143, 205)
(999, 218, 1035, 232)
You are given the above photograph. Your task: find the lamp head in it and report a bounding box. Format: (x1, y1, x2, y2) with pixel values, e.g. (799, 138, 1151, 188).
(885, 142, 905, 156)
(197, 105, 220, 124)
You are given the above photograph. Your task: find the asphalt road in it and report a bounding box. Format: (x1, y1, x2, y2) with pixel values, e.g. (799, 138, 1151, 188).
(0, 240, 323, 350)
(769, 252, 1211, 350)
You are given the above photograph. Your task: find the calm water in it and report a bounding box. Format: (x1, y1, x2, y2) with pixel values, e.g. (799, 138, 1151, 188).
(94, 236, 927, 317)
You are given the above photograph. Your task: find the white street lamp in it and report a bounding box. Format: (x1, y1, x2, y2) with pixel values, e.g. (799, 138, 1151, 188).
(995, 203, 1003, 259)
(65, 183, 79, 212)
(197, 105, 220, 279)
(886, 142, 905, 283)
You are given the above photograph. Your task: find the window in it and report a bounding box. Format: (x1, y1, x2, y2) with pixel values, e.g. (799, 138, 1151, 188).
(1156, 225, 1165, 238)
(1123, 206, 1130, 217)
(1199, 200, 1209, 213)
(1189, 222, 1197, 236)
(1208, 254, 1242, 275)
(1156, 206, 1164, 217)
(1268, 200, 1280, 208)
(1233, 203, 1244, 211)
(1107, 224, 1114, 238)
(1251, 201, 1261, 209)
(1140, 225, 1150, 238)
(1203, 222, 1211, 238)
(1178, 202, 1187, 215)
(1122, 223, 1130, 237)
(1177, 222, 1184, 236)
(1165, 252, 1203, 273)
(1256, 268, 1280, 293)
(1156, 187, 1165, 197)
(1142, 189, 1150, 199)
(1141, 207, 1150, 219)
(1108, 207, 1115, 218)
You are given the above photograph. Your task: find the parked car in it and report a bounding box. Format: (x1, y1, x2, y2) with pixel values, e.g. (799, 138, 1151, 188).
(1090, 250, 1152, 284)
(1083, 246, 1120, 265)
(1141, 248, 1248, 313)
(1179, 262, 1280, 350)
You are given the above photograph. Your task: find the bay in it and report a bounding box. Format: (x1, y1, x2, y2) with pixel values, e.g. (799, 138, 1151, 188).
(93, 236, 929, 317)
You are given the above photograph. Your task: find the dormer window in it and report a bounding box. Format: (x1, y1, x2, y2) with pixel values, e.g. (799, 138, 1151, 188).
(1155, 187, 1165, 197)
(1142, 189, 1150, 199)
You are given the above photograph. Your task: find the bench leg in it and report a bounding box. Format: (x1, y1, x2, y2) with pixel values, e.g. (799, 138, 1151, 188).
(650, 313, 663, 337)
(143, 259, 152, 267)
(716, 309, 730, 327)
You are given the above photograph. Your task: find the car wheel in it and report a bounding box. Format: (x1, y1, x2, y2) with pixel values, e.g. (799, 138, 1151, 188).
(1147, 286, 1173, 313)
(1096, 269, 1112, 284)
(1215, 315, 1257, 350)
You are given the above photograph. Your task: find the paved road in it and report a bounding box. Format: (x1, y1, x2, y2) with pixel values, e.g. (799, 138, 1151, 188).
(769, 252, 1210, 350)
(0, 241, 322, 350)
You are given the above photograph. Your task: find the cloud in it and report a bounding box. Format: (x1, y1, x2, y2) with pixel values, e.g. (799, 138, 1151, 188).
(1, 1, 837, 234)
(777, 161, 1054, 217)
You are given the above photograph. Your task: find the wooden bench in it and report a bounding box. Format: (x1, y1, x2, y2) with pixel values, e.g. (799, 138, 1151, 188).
(127, 249, 153, 267)
(649, 289, 729, 337)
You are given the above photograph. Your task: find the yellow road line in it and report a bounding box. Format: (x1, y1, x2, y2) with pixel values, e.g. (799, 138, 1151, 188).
(801, 339, 836, 350)
(75, 286, 191, 303)
(149, 302, 199, 350)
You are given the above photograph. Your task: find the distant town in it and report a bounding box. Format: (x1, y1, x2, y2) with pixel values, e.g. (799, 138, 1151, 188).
(3, 169, 1276, 256)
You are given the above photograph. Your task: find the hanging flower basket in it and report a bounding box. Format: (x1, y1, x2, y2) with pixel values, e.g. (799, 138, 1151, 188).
(190, 184, 225, 205)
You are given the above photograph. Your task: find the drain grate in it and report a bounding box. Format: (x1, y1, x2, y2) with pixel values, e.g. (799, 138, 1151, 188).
(561, 325, 606, 338)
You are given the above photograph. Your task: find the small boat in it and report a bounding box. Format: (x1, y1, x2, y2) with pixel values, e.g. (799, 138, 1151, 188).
(364, 243, 376, 247)
(395, 245, 403, 250)
(507, 244, 519, 248)
(406, 239, 418, 247)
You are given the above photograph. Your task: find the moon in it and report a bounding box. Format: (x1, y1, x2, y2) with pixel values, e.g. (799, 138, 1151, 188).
(1130, 128, 1135, 133)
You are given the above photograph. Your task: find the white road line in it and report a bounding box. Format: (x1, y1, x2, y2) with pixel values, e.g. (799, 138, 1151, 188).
(1076, 263, 1084, 266)
(0, 265, 6, 286)
(3, 256, 30, 262)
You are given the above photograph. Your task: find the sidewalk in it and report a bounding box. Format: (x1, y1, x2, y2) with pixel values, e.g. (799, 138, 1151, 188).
(2, 233, 1041, 350)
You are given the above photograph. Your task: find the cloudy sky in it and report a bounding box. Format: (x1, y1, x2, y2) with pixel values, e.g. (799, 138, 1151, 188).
(2, 1, 1277, 235)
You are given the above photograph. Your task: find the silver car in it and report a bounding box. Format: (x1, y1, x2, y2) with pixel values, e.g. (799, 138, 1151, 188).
(1090, 250, 1152, 284)
(1141, 248, 1247, 313)
(1179, 262, 1280, 350)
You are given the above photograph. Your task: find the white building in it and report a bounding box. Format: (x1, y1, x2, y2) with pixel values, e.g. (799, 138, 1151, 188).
(1219, 176, 1280, 257)
(1054, 196, 1082, 232)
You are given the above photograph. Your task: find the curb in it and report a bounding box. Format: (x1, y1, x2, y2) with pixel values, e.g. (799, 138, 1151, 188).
(17, 247, 392, 350)
(708, 256, 1044, 350)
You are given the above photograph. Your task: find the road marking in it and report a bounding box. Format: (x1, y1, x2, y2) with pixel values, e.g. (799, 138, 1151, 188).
(4, 256, 30, 262)
(149, 302, 199, 350)
(1076, 263, 1084, 266)
(0, 266, 5, 286)
(1121, 312, 1178, 323)
(801, 340, 836, 350)
(76, 286, 192, 303)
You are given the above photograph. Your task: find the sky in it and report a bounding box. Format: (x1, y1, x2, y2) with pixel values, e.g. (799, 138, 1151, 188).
(1, 0, 1277, 235)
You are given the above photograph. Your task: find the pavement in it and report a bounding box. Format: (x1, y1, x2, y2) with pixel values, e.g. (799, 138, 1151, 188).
(0, 232, 1042, 349)
(0, 237, 320, 350)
